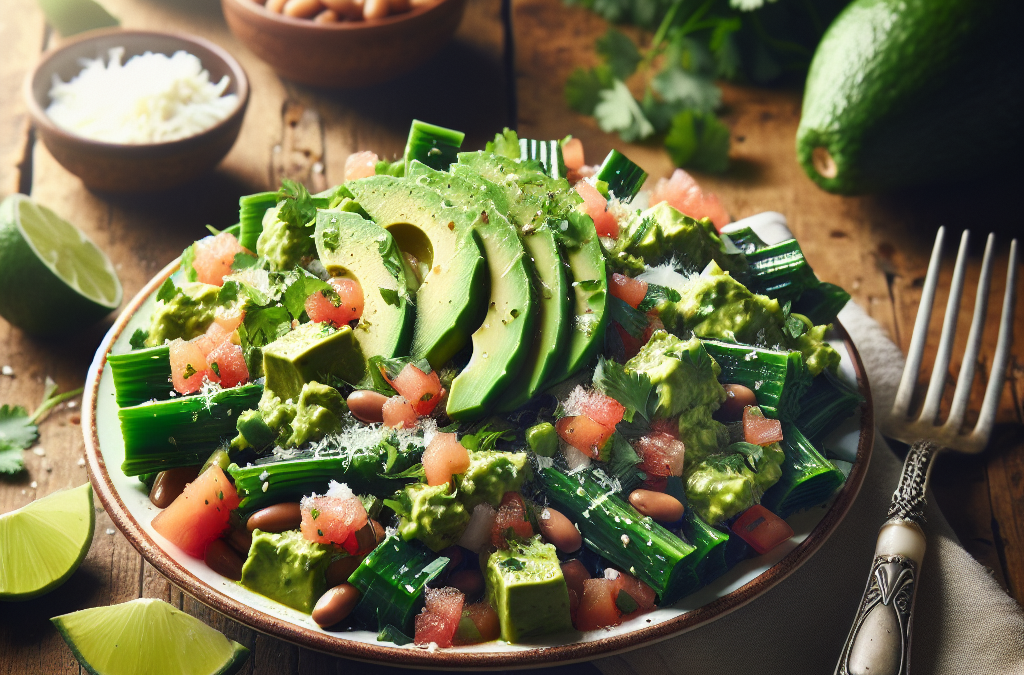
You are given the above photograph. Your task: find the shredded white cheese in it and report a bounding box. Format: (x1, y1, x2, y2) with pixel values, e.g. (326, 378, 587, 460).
(46, 47, 238, 144)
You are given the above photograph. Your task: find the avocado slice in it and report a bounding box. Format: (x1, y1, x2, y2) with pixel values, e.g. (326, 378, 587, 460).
(407, 162, 537, 420)
(343, 176, 486, 368)
(313, 209, 414, 360)
(458, 152, 608, 385)
(261, 322, 365, 401)
(448, 162, 572, 411)
(485, 536, 574, 643)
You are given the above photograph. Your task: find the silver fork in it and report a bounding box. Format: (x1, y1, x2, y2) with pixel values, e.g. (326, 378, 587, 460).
(834, 227, 1018, 675)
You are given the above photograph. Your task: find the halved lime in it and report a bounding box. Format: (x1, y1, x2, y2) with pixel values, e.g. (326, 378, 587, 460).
(0, 483, 94, 600)
(52, 598, 250, 675)
(0, 194, 122, 336)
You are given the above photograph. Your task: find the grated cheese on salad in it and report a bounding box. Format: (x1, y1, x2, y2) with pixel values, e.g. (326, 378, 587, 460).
(45, 47, 238, 144)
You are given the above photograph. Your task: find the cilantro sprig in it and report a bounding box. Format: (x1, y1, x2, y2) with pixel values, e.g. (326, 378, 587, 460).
(0, 378, 83, 474)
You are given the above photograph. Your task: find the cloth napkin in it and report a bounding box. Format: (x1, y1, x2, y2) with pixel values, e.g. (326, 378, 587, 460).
(595, 302, 1024, 675)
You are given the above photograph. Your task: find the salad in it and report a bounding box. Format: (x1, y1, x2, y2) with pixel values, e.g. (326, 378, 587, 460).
(109, 120, 862, 648)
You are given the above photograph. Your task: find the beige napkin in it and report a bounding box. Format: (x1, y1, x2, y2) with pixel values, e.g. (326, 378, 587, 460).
(595, 302, 1024, 675)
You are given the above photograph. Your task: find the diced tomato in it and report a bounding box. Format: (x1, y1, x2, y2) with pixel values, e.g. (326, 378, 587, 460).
(344, 151, 379, 182)
(168, 338, 213, 394)
(422, 432, 471, 486)
(207, 341, 249, 388)
(578, 392, 625, 429)
(414, 587, 464, 647)
(611, 570, 656, 616)
(574, 180, 619, 238)
(743, 407, 784, 446)
(730, 504, 794, 555)
(575, 578, 621, 631)
(634, 432, 686, 477)
(649, 169, 730, 232)
(454, 601, 501, 645)
(650, 418, 679, 438)
(305, 278, 364, 327)
(491, 492, 534, 549)
(152, 466, 239, 557)
(391, 364, 444, 416)
(556, 415, 615, 459)
(562, 138, 585, 170)
(561, 559, 590, 602)
(610, 273, 648, 309)
(213, 308, 244, 333)
(192, 232, 248, 287)
(193, 322, 231, 359)
(300, 493, 368, 549)
(382, 396, 418, 429)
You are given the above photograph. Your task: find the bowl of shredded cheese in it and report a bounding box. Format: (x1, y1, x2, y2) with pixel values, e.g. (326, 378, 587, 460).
(24, 29, 249, 193)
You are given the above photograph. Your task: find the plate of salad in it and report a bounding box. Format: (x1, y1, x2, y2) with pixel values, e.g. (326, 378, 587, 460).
(83, 121, 872, 667)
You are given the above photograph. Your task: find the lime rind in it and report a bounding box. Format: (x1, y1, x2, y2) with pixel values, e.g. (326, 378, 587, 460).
(15, 195, 123, 308)
(0, 482, 95, 600)
(52, 598, 251, 675)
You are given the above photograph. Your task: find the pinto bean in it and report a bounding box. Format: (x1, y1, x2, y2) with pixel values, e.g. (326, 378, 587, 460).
(312, 584, 361, 628)
(346, 390, 388, 424)
(628, 489, 685, 522)
(150, 466, 201, 509)
(246, 502, 302, 533)
(537, 507, 582, 553)
(717, 384, 757, 421)
(205, 539, 244, 581)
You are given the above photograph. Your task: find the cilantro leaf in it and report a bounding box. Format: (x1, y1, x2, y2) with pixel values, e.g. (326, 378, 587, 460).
(232, 252, 259, 271)
(595, 80, 655, 142)
(664, 109, 730, 173)
(726, 441, 766, 473)
(129, 328, 149, 350)
(485, 128, 521, 159)
(179, 244, 198, 283)
(651, 67, 721, 113)
(637, 283, 682, 313)
(276, 179, 318, 230)
(608, 295, 648, 339)
(0, 405, 37, 452)
(156, 278, 180, 303)
(565, 65, 616, 116)
(379, 288, 400, 307)
(597, 28, 642, 80)
(604, 432, 646, 494)
(280, 270, 332, 321)
(237, 305, 292, 376)
(218, 280, 240, 305)
(592, 356, 654, 423)
(616, 589, 640, 613)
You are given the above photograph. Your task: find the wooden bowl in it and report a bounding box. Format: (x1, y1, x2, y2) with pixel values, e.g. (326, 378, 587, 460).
(24, 29, 249, 194)
(221, 0, 468, 88)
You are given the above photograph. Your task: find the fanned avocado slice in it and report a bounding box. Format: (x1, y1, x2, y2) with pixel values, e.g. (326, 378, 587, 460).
(407, 162, 536, 420)
(458, 151, 608, 385)
(313, 209, 414, 360)
(448, 162, 571, 411)
(343, 176, 486, 368)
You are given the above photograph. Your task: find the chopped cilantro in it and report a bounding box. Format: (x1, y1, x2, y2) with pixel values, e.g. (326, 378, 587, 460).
(1, 381, 84, 474)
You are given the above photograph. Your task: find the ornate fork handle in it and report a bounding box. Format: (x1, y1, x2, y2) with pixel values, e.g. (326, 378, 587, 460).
(835, 441, 937, 675)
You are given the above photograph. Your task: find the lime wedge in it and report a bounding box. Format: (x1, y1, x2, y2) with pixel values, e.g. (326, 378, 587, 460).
(0, 483, 94, 600)
(52, 598, 250, 675)
(0, 194, 122, 336)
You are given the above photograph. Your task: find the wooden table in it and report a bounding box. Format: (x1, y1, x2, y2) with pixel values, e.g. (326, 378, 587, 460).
(1, 0, 1021, 672)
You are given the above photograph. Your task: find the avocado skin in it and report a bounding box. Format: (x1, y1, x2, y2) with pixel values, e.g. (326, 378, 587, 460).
(797, 0, 1023, 194)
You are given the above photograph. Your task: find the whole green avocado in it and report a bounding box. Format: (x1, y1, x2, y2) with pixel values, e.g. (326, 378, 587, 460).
(797, 0, 1023, 194)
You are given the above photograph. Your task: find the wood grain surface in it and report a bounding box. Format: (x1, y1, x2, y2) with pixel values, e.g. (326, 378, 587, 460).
(1, 0, 1022, 672)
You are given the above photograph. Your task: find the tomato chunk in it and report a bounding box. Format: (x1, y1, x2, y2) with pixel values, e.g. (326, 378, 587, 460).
(574, 180, 619, 238)
(634, 432, 686, 477)
(206, 341, 249, 388)
(562, 138, 585, 170)
(415, 587, 464, 648)
(382, 396, 418, 429)
(649, 169, 730, 231)
(212, 308, 244, 333)
(192, 232, 248, 287)
(168, 338, 212, 394)
(344, 151, 379, 182)
(152, 466, 239, 557)
(454, 601, 501, 645)
(556, 415, 615, 459)
(391, 363, 444, 416)
(610, 569, 656, 616)
(300, 489, 368, 550)
(491, 492, 534, 549)
(305, 278, 364, 327)
(578, 392, 625, 429)
(610, 273, 648, 309)
(575, 578, 621, 631)
(560, 559, 590, 602)
(730, 504, 794, 555)
(422, 432, 471, 486)
(743, 407, 784, 446)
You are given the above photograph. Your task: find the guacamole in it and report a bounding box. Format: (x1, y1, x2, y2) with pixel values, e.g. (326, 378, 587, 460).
(397, 482, 470, 552)
(256, 205, 316, 271)
(685, 442, 785, 524)
(247, 381, 348, 449)
(457, 450, 531, 510)
(240, 529, 340, 613)
(626, 331, 727, 419)
(677, 405, 730, 474)
(144, 281, 221, 347)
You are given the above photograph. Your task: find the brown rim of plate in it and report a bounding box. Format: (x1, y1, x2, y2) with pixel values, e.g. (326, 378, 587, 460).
(23, 28, 250, 152)
(224, 0, 455, 30)
(83, 259, 874, 669)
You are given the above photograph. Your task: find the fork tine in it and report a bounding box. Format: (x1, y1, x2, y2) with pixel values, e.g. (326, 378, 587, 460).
(943, 233, 995, 433)
(918, 230, 970, 424)
(892, 227, 946, 420)
(970, 238, 1019, 445)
